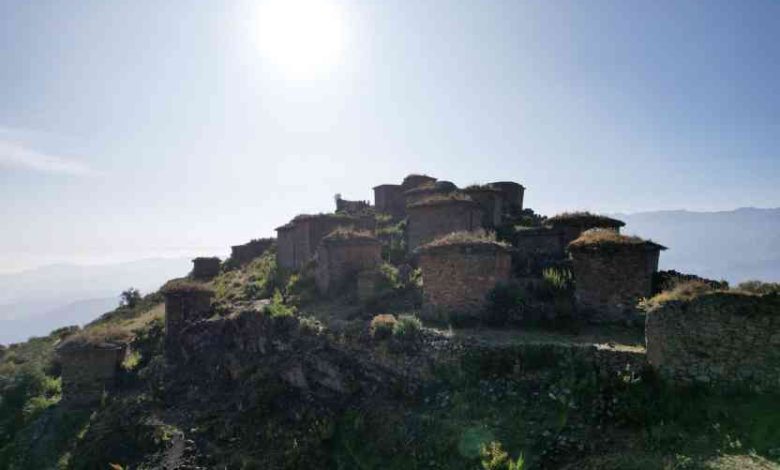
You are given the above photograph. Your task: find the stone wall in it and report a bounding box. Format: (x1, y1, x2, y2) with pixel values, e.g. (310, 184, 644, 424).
(419, 242, 511, 320)
(646, 292, 780, 390)
(276, 214, 375, 271)
(406, 200, 483, 251)
(164, 287, 214, 356)
(490, 181, 525, 215)
(463, 187, 503, 228)
(400, 174, 437, 192)
(373, 184, 405, 218)
(335, 197, 370, 214)
(404, 181, 458, 206)
(231, 238, 274, 266)
(192, 257, 221, 280)
(512, 227, 566, 275)
(315, 237, 382, 295)
(58, 345, 126, 406)
(570, 244, 662, 323)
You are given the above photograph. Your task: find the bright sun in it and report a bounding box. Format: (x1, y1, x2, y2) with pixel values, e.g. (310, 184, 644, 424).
(254, 0, 347, 80)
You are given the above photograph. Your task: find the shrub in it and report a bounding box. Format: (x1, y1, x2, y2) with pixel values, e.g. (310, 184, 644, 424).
(265, 290, 296, 318)
(392, 314, 422, 339)
(485, 281, 525, 326)
(735, 280, 780, 295)
(285, 270, 317, 306)
(480, 441, 525, 470)
(639, 280, 718, 311)
(119, 288, 141, 308)
(370, 314, 397, 339)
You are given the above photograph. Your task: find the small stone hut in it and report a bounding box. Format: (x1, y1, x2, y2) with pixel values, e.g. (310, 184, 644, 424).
(463, 185, 504, 228)
(646, 291, 780, 389)
(418, 234, 512, 320)
(57, 335, 128, 406)
(230, 238, 274, 266)
(335, 197, 371, 214)
(545, 212, 625, 247)
(373, 184, 405, 218)
(569, 230, 665, 323)
(400, 174, 437, 192)
(491, 181, 525, 215)
(276, 213, 375, 270)
(512, 226, 567, 275)
(314, 229, 382, 295)
(192, 257, 221, 280)
(406, 194, 483, 251)
(163, 281, 214, 355)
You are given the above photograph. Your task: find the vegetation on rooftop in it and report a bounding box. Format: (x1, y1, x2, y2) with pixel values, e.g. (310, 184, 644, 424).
(568, 229, 657, 250)
(641, 279, 780, 311)
(545, 211, 625, 228)
(408, 191, 473, 208)
(322, 227, 378, 243)
(418, 230, 509, 251)
(160, 279, 214, 295)
(57, 325, 134, 351)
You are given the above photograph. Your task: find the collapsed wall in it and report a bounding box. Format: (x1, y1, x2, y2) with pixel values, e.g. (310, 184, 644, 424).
(569, 231, 665, 323)
(418, 238, 511, 321)
(315, 231, 382, 295)
(646, 292, 780, 390)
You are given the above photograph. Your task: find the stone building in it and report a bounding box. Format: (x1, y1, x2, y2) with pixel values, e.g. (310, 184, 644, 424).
(463, 185, 504, 228)
(314, 230, 382, 295)
(57, 340, 127, 406)
(400, 174, 437, 192)
(163, 281, 215, 356)
(373, 184, 405, 218)
(569, 230, 665, 322)
(418, 235, 511, 321)
(646, 291, 780, 389)
(275, 213, 376, 270)
(335, 197, 371, 215)
(512, 226, 567, 275)
(230, 238, 274, 266)
(545, 212, 625, 247)
(192, 257, 221, 280)
(490, 181, 525, 215)
(406, 195, 483, 251)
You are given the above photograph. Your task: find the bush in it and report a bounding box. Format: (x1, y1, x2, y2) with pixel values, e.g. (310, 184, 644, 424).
(119, 288, 141, 308)
(640, 280, 718, 311)
(370, 314, 397, 339)
(265, 290, 296, 318)
(735, 280, 780, 295)
(485, 281, 525, 326)
(392, 314, 422, 339)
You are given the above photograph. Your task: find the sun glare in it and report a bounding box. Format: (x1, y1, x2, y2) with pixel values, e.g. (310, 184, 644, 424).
(254, 0, 347, 80)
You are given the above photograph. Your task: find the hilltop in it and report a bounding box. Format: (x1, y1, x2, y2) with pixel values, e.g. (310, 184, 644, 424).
(1, 176, 779, 469)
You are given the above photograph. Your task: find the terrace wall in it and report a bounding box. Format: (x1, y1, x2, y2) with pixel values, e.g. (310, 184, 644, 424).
(646, 293, 780, 390)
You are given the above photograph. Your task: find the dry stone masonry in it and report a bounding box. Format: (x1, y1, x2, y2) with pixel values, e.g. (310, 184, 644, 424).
(230, 238, 274, 266)
(192, 257, 221, 280)
(646, 292, 780, 390)
(163, 282, 215, 357)
(57, 342, 126, 406)
(406, 197, 483, 251)
(314, 231, 382, 295)
(569, 231, 665, 323)
(418, 237, 511, 321)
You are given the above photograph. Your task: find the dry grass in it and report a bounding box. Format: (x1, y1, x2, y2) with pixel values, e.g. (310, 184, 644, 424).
(323, 227, 379, 243)
(407, 192, 474, 208)
(57, 324, 134, 351)
(161, 279, 215, 295)
(546, 211, 625, 228)
(641, 280, 718, 310)
(417, 230, 510, 251)
(568, 229, 657, 250)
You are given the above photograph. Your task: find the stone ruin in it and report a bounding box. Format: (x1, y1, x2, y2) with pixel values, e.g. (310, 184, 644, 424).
(372, 184, 405, 219)
(56, 338, 127, 406)
(276, 213, 375, 271)
(314, 230, 382, 295)
(463, 185, 504, 228)
(335, 196, 371, 215)
(403, 180, 458, 206)
(406, 195, 484, 251)
(417, 235, 511, 322)
(646, 291, 780, 390)
(192, 256, 221, 280)
(490, 181, 525, 215)
(163, 282, 215, 357)
(230, 238, 274, 266)
(569, 230, 665, 323)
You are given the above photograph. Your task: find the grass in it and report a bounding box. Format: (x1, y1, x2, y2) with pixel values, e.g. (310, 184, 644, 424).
(417, 230, 509, 251)
(545, 211, 625, 228)
(568, 229, 661, 251)
(407, 192, 474, 208)
(323, 227, 379, 243)
(640, 279, 779, 312)
(57, 325, 133, 351)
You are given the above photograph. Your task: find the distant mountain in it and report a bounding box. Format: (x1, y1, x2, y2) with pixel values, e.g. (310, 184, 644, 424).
(0, 257, 192, 344)
(614, 207, 780, 284)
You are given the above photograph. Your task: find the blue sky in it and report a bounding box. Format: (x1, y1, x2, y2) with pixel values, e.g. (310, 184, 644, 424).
(1, 0, 778, 272)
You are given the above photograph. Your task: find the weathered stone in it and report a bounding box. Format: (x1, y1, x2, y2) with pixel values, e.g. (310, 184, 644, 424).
(57, 344, 126, 406)
(418, 240, 511, 320)
(163, 284, 214, 357)
(646, 292, 780, 390)
(314, 233, 382, 295)
(490, 181, 525, 215)
(373, 184, 405, 218)
(191, 257, 221, 280)
(406, 198, 483, 251)
(230, 238, 274, 266)
(463, 186, 503, 228)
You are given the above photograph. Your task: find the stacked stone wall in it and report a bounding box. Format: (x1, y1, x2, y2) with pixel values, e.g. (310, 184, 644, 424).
(646, 293, 780, 390)
(231, 239, 274, 265)
(490, 181, 525, 215)
(571, 246, 660, 323)
(407, 202, 483, 251)
(58, 346, 126, 406)
(463, 188, 503, 228)
(277, 215, 375, 271)
(164, 289, 214, 355)
(315, 239, 382, 295)
(419, 244, 511, 319)
(192, 257, 221, 280)
(373, 184, 405, 218)
(276, 225, 296, 270)
(512, 227, 566, 275)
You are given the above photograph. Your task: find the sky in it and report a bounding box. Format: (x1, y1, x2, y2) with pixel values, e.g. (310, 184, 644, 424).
(1, 0, 778, 273)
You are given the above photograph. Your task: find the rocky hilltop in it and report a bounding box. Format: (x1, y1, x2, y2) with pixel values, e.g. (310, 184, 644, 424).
(1, 174, 779, 469)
